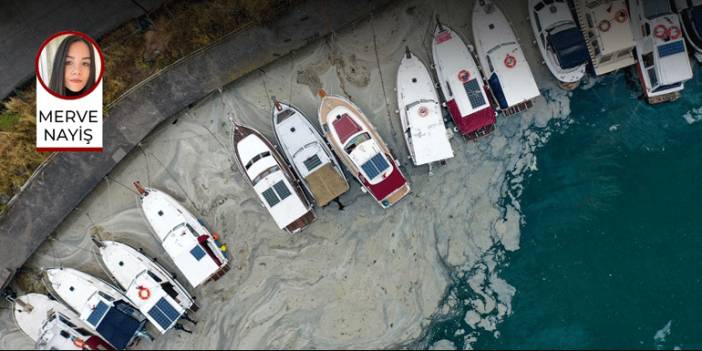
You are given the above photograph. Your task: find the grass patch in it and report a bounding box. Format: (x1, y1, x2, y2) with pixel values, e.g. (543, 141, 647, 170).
(0, 112, 20, 131)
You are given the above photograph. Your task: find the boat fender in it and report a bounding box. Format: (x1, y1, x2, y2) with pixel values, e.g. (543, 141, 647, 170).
(457, 69, 471, 83)
(654, 24, 668, 39)
(504, 54, 517, 68)
(418, 106, 430, 117)
(668, 26, 681, 40)
(598, 20, 611, 32)
(137, 286, 151, 300)
(615, 9, 628, 23)
(212, 232, 220, 241)
(73, 338, 85, 349)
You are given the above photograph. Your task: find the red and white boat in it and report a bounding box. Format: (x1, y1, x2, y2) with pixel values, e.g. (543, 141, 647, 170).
(318, 91, 410, 209)
(432, 21, 497, 140)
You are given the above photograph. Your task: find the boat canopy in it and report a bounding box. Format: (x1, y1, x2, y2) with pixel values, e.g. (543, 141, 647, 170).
(693, 6, 702, 37)
(549, 27, 588, 69)
(644, 0, 671, 19)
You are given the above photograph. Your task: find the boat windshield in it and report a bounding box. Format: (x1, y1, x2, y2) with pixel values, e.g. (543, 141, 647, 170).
(292, 142, 319, 159)
(548, 26, 588, 69)
(252, 165, 280, 185)
(344, 132, 370, 154)
(643, 0, 670, 19)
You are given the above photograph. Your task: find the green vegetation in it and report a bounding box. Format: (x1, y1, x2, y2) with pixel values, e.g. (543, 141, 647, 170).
(0, 0, 295, 214)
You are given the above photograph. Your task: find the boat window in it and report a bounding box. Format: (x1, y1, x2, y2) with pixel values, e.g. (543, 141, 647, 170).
(252, 165, 280, 185)
(147, 271, 163, 283)
(245, 151, 271, 170)
(643, 0, 671, 19)
(585, 13, 593, 28)
(60, 330, 70, 339)
(304, 154, 323, 171)
(98, 291, 114, 302)
(147, 297, 181, 331)
(534, 12, 542, 32)
(276, 109, 295, 123)
(647, 67, 659, 88)
(445, 81, 453, 97)
(486, 56, 495, 73)
(544, 0, 553, 4)
(361, 153, 390, 180)
(292, 142, 319, 159)
(642, 52, 654, 67)
(185, 223, 199, 238)
(75, 328, 91, 336)
(58, 315, 76, 328)
(344, 133, 371, 154)
(534, 3, 544, 12)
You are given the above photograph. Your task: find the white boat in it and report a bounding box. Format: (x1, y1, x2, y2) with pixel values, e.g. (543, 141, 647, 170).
(233, 123, 317, 233)
(271, 98, 350, 207)
(473, 0, 540, 115)
(134, 183, 230, 287)
(529, 0, 590, 89)
(396, 48, 454, 167)
(671, 0, 702, 62)
(573, 0, 636, 75)
(94, 240, 198, 334)
(12, 293, 112, 350)
(44, 268, 149, 350)
(630, 0, 693, 104)
(318, 91, 411, 208)
(431, 22, 497, 139)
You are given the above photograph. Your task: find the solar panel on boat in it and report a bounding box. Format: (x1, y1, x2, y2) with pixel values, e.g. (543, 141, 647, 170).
(658, 41, 685, 58)
(273, 181, 291, 200)
(361, 153, 390, 180)
(87, 301, 109, 327)
(147, 298, 180, 331)
(190, 246, 206, 261)
(155, 297, 181, 321)
(148, 306, 171, 330)
(262, 188, 280, 207)
(303, 155, 322, 171)
(464, 79, 486, 108)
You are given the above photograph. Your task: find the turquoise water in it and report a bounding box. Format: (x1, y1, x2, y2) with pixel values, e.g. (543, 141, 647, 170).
(425, 66, 702, 349)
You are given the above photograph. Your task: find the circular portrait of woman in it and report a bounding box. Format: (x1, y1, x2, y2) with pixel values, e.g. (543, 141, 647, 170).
(36, 31, 104, 99)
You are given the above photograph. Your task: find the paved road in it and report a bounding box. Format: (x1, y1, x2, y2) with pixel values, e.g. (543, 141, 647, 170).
(0, 0, 165, 100)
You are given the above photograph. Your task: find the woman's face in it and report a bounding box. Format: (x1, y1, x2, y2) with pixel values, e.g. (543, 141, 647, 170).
(63, 41, 91, 93)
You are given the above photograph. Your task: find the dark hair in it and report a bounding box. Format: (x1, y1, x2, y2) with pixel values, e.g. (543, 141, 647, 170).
(48, 35, 96, 96)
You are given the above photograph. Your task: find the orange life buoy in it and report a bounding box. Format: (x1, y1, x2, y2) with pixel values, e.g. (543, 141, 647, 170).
(654, 24, 668, 39)
(504, 54, 517, 68)
(73, 338, 85, 349)
(418, 106, 429, 117)
(137, 286, 151, 300)
(669, 26, 681, 40)
(457, 69, 471, 82)
(598, 20, 611, 32)
(615, 9, 628, 23)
